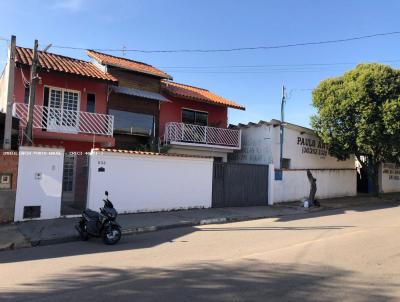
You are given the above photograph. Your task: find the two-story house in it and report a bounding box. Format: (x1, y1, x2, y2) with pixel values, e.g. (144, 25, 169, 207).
(87, 50, 172, 150)
(9, 47, 117, 151)
(1, 47, 117, 213)
(87, 51, 246, 160)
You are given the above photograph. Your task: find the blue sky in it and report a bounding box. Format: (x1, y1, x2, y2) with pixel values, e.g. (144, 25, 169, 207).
(1, 0, 399, 127)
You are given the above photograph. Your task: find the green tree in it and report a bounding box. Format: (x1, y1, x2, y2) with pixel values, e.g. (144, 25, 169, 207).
(311, 63, 400, 195)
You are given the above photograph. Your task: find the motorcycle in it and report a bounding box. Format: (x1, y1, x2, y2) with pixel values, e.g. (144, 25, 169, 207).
(75, 191, 122, 245)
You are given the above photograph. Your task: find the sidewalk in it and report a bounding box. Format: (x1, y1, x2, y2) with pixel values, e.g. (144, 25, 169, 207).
(1, 194, 399, 251)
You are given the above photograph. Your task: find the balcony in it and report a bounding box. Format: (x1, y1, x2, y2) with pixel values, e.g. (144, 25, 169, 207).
(13, 103, 114, 136)
(164, 122, 241, 150)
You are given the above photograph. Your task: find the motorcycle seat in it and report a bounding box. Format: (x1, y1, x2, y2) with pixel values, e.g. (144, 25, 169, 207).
(84, 209, 100, 220)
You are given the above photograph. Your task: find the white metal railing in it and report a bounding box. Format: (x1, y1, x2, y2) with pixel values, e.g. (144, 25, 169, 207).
(165, 122, 241, 149)
(13, 103, 114, 136)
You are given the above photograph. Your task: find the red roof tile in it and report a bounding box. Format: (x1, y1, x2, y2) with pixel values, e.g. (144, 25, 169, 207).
(87, 50, 172, 80)
(161, 81, 245, 110)
(15, 47, 117, 83)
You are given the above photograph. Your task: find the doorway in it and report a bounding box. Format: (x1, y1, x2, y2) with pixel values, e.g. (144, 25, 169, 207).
(61, 154, 89, 215)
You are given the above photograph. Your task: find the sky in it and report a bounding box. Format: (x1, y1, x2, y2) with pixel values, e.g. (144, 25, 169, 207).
(0, 0, 399, 127)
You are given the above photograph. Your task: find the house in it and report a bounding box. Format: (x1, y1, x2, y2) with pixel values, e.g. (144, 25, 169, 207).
(87, 50, 246, 159)
(0, 46, 119, 214)
(160, 81, 246, 161)
(229, 119, 357, 203)
(0, 47, 118, 151)
(87, 50, 172, 150)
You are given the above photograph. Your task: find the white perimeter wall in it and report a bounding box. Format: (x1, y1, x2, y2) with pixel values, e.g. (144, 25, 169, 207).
(272, 168, 357, 203)
(379, 163, 400, 193)
(87, 151, 214, 213)
(14, 146, 64, 221)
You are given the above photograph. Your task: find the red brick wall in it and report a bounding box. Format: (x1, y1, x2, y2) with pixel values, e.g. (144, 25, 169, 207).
(0, 150, 19, 190)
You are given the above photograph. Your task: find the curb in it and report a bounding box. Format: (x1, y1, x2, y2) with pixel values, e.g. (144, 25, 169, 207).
(1, 206, 330, 251)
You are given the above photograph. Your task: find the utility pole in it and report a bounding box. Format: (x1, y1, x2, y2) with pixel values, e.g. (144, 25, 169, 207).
(2, 35, 16, 150)
(25, 39, 39, 145)
(279, 85, 286, 169)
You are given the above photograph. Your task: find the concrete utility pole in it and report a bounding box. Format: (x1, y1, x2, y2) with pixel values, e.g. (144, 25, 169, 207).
(25, 39, 39, 145)
(279, 85, 286, 169)
(2, 35, 16, 150)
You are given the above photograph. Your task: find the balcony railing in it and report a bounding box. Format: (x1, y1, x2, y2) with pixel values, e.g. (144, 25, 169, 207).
(13, 103, 114, 136)
(165, 122, 241, 149)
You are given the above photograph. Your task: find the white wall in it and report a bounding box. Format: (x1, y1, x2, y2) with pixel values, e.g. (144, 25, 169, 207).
(228, 124, 273, 165)
(273, 169, 357, 203)
(87, 151, 214, 213)
(379, 163, 400, 193)
(271, 126, 355, 169)
(0, 65, 8, 113)
(14, 147, 64, 221)
(230, 122, 357, 204)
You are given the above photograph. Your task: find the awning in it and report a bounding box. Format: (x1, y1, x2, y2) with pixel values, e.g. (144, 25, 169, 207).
(111, 86, 170, 102)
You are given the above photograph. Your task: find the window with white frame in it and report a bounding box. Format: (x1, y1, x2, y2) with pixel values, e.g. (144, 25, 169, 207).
(46, 87, 80, 131)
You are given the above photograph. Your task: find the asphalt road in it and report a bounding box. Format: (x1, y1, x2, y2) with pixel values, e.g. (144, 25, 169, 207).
(1, 204, 400, 302)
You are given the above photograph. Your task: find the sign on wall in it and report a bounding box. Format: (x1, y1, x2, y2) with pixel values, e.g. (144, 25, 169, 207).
(297, 136, 328, 158)
(382, 163, 400, 181)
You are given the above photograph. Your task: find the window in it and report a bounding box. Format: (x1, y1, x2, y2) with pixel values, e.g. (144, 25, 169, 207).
(86, 93, 95, 113)
(46, 87, 80, 132)
(182, 109, 208, 126)
(24, 86, 30, 104)
(281, 158, 291, 169)
(109, 109, 154, 136)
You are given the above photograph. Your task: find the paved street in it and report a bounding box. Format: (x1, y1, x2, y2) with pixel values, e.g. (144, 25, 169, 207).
(1, 203, 400, 302)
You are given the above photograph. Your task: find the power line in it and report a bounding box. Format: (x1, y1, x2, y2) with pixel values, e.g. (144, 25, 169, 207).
(49, 31, 400, 53)
(159, 59, 400, 69)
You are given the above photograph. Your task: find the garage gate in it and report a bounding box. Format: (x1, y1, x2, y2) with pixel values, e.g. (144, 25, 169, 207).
(212, 162, 269, 207)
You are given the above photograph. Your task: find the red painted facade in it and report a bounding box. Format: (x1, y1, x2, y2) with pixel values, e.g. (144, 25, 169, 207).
(14, 67, 114, 151)
(159, 94, 228, 138)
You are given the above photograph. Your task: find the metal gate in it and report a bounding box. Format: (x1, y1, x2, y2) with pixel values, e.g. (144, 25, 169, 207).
(212, 162, 269, 207)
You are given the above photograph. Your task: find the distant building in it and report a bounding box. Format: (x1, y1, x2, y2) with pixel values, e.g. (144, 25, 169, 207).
(229, 119, 357, 203)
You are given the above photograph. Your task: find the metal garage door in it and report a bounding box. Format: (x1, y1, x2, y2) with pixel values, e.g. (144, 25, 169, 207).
(212, 162, 269, 207)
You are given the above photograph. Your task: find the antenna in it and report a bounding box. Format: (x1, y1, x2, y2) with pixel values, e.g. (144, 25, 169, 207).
(43, 44, 52, 52)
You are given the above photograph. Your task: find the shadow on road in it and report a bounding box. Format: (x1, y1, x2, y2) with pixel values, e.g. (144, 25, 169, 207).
(0, 261, 398, 302)
(0, 224, 354, 264)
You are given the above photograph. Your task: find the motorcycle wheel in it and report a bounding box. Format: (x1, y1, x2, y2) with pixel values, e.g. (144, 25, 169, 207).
(76, 221, 89, 241)
(102, 225, 121, 245)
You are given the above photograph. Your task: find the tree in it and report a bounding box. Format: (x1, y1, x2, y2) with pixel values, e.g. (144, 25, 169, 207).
(311, 63, 400, 195)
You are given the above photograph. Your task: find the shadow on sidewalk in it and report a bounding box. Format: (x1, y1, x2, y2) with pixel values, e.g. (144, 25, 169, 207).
(1, 261, 398, 302)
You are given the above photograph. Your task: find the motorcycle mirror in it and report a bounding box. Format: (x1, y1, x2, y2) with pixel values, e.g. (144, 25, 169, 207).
(105, 191, 109, 196)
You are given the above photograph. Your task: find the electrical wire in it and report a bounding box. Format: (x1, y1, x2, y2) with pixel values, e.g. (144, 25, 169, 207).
(48, 31, 400, 53)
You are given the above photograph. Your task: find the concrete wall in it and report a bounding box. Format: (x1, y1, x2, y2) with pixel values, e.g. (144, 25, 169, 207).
(14, 147, 64, 221)
(272, 168, 357, 203)
(230, 121, 357, 204)
(379, 163, 400, 193)
(0, 150, 18, 222)
(87, 151, 214, 213)
(228, 123, 272, 165)
(271, 125, 354, 170)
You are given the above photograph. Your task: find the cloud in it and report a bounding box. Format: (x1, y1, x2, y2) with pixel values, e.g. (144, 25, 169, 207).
(52, 0, 85, 12)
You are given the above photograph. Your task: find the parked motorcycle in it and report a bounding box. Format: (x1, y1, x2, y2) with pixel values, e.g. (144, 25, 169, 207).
(75, 191, 122, 245)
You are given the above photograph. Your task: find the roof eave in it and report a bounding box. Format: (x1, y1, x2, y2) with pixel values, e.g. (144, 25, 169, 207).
(16, 62, 117, 83)
(165, 90, 245, 110)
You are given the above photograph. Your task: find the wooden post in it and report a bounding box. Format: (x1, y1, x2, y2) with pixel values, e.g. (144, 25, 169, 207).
(2, 35, 16, 150)
(25, 39, 39, 145)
